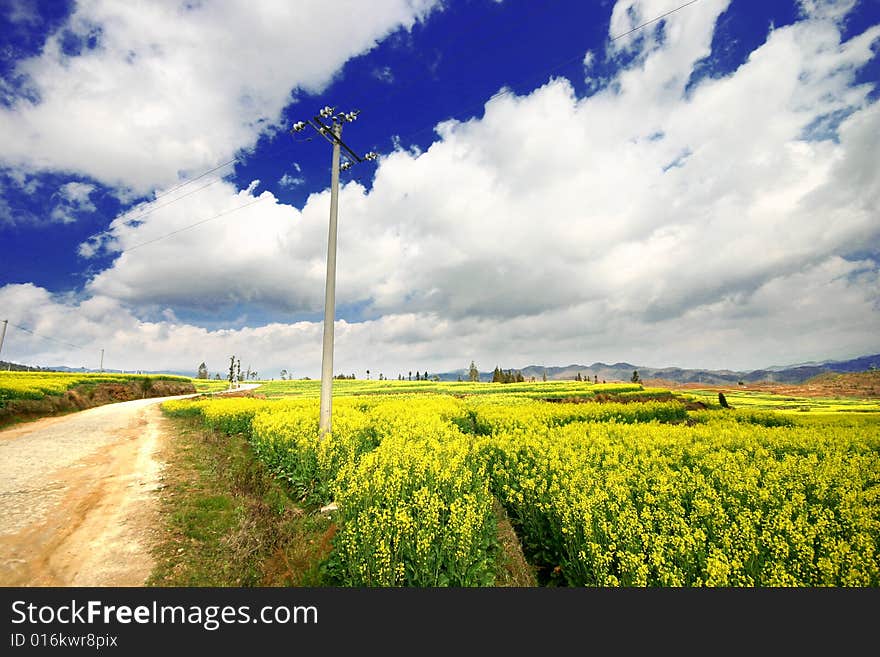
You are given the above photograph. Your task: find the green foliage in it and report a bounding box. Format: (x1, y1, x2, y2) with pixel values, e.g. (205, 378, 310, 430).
(492, 366, 525, 383)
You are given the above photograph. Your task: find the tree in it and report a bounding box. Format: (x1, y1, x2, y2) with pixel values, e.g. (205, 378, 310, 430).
(415, 372, 421, 381)
(492, 367, 525, 384)
(424, 371, 428, 381)
(366, 369, 370, 380)
(594, 374, 598, 384)
(228, 355, 236, 386)
(408, 371, 412, 381)
(197, 362, 208, 379)
(631, 370, 640, 383)
(280, 369, 288, 381)
(468, 361, 479, 382)
(576, 372, 582, 382)
(213, 373, 221, 380)
(139, 376, 153, 399)
(542, 370, 547, 382)
(718, 392, 732, 409)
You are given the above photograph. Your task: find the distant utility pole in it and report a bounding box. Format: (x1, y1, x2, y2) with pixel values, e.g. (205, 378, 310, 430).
(0, 320, 7, 359)
(100, 348, 104, 372)
(291, 105, 378, 439)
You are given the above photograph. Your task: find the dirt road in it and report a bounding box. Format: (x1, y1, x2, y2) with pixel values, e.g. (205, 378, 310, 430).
(0, 386, 256, 586)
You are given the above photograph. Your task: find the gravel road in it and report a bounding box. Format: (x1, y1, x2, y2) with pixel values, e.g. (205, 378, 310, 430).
(0, 385, 257, 586)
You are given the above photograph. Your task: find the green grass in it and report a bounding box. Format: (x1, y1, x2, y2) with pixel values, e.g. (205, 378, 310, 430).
(147, 416, 334, 586)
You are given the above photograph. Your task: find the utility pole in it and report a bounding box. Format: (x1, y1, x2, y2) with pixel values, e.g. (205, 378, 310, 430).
(100, 348, 104, 372)
(291, 106, 378, 439)
(0, 320, 7, 360)
(320, 121, 340, 436)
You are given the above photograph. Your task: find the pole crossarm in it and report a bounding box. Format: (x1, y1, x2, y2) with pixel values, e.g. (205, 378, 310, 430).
(310, 116, 363, 163)
(291, 106, 378, 170)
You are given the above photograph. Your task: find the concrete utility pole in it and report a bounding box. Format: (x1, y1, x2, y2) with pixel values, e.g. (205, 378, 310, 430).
(291, 106, 378, 440)
(100, 348, 104, 372)
(319, 121, 341, 438)
(0, 320, 7, 359)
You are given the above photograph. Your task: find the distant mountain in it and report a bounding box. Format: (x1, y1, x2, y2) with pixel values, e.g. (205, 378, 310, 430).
(432, 353, 880, 385)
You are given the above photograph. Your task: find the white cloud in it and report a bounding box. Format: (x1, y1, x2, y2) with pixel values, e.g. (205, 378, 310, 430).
(7, 0, 880, 373)
(278, 173, 305, 188)
(372, 65, 395, 83)
(81, 181, 330, 312)
(0, 0, 440, 194)
(2, 0, 41, 27)
(50, 181, 96, 223)
(583, 49, 595, 71)
(1, 255, 877, 376)
(798, 0, 858, 22)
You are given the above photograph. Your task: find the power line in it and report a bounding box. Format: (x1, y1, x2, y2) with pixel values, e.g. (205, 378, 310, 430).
(612, 0, 701, 43)
(111, 177, 225, 228)
(8, 322, 85, 350)
(149, 158, 237, 202)
(118, 195, 269, 254)
(77, 135, 293, 244)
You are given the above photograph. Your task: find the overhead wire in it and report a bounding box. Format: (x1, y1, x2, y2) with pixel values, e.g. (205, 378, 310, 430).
(118, 195, 269, 254)
(112, 176, 225, 228)
(7, 322, 85, 351)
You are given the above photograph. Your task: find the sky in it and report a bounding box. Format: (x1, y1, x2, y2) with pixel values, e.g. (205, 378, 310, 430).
(0, 0, 878, 379)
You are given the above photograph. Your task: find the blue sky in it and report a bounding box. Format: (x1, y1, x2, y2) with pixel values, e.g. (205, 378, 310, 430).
(1, 0, 878, 378)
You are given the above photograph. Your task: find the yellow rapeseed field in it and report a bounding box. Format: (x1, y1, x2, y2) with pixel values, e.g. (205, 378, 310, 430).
(163, 384, 880, 587)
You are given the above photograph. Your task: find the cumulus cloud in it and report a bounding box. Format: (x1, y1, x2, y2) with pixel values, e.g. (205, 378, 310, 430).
(81, 180, 330, 312)
(1, 255, 877, 376)
(6, 0, 880, 373)
(0, 0, 440, 194)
